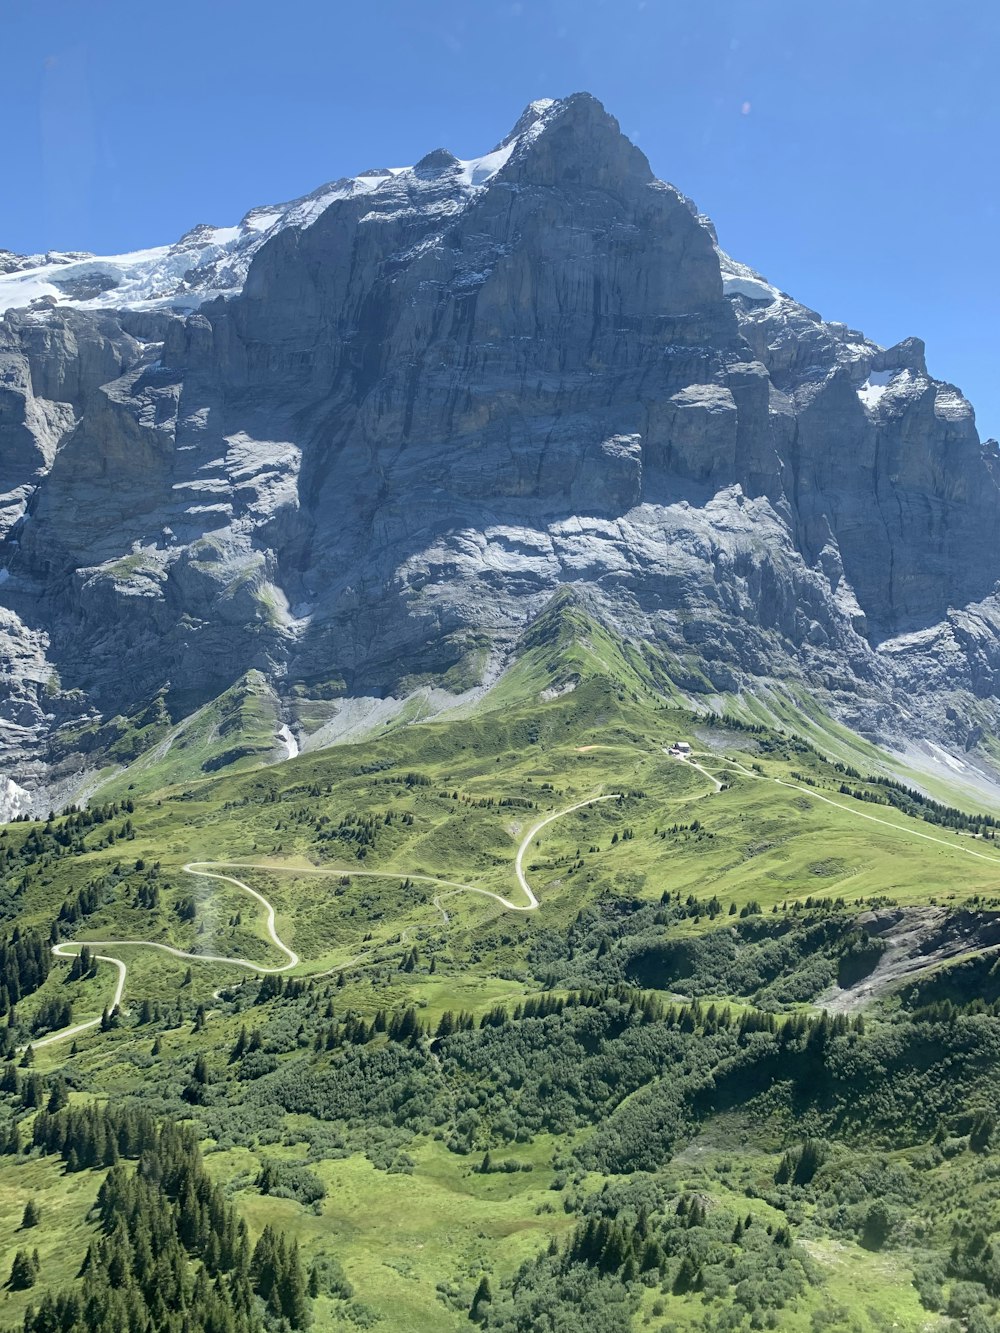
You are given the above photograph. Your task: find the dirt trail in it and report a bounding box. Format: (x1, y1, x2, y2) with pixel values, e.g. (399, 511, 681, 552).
(697, 752, 1000, 868)
(29, 951, 127, 1049)
(31, 792, 621, 1048)
(678, 751, 1000, 1009)
(670, 750, 723, 793)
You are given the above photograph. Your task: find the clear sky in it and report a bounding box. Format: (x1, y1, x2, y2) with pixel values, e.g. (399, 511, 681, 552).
(6, 0, 999, 435)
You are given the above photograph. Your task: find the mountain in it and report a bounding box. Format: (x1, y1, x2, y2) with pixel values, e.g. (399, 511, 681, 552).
(3, 92, 1000, 808)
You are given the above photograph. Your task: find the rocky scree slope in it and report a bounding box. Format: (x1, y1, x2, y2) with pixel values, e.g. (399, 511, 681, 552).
(2, 93, 999, 803)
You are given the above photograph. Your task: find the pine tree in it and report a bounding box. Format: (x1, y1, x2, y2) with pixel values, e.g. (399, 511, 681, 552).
(9, 1248, 37, 1289)
(21, 1200, 40, 1229)
(231, 1025, 249, 1062)
(470, 1274, 493, 1322)
(280, 1240, 311, 1328)
(47, 1078, 69, 1112)
(251, 1225, 280, 1303)
(971, 1111, 996, 1153)
(672, 1253, 698, 1295)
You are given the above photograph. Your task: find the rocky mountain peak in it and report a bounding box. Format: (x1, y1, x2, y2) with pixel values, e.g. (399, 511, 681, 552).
(872, 336, 927, 377)
(496, 97, 558, 147)
(413, 148, 462, 178)
(2, 94, 1000, 806)
(499, 92, 655, 192)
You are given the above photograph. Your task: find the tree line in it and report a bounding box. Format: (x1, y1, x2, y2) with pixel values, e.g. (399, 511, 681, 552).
(17, 1101, 312, 1332)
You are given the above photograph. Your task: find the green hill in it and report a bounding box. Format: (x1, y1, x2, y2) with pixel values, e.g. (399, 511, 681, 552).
(2, 627, 1000, 1331)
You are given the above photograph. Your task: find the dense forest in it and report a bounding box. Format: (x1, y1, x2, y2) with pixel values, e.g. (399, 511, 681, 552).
(6, 946, 1000, 1328)
(11, 1103, 312, 1332)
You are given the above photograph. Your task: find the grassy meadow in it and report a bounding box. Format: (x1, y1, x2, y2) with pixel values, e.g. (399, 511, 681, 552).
(3, 613, 1000, 1330)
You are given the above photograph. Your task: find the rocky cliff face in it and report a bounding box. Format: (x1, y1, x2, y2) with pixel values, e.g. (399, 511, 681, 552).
(3, 93, 1000, 801)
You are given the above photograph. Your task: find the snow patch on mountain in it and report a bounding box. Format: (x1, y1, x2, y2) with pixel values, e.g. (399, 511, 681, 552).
(857, 368, 896, 409)
(0, 120, 535, 320)
(717, 250, 779, 304)
(457, 142, 517, 187)
(0, 776, 33, 821)
(0, 174, 397, 316)
(277, 724, 299, 760)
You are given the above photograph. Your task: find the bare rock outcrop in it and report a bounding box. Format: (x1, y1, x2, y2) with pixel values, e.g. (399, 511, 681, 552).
(3, 93, 1000, 795)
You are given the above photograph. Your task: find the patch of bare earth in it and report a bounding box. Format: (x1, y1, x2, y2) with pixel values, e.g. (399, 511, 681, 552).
(821, 907, 1000, 1012)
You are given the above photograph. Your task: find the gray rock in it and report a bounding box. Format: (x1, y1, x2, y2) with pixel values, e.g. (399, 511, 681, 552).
(3, 92, 1000, 798)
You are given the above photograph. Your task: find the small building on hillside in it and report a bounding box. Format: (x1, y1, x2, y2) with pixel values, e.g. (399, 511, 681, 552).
(671, 741, 692, 755)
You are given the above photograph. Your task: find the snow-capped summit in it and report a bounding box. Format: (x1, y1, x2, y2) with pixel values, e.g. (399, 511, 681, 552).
(0, 104, 559, 319)
(0, 174, 403, 316)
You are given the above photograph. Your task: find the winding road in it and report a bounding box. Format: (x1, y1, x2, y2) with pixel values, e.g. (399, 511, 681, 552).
(709, 753, 1000, 867)
(33, 740, 1000, 1051)
(671, 751, 723, 793)
(31, 950, 128, 1049)
(434, 794, 621, 922)
(27, 793, 621, 1050)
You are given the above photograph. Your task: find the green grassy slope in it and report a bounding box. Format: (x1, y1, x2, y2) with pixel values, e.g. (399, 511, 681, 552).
(89, 669, 286, 801)
(4, 614, 1000, 1331)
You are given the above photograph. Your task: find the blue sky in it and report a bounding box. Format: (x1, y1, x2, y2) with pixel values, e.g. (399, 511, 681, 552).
(6, 0, 999, 435)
